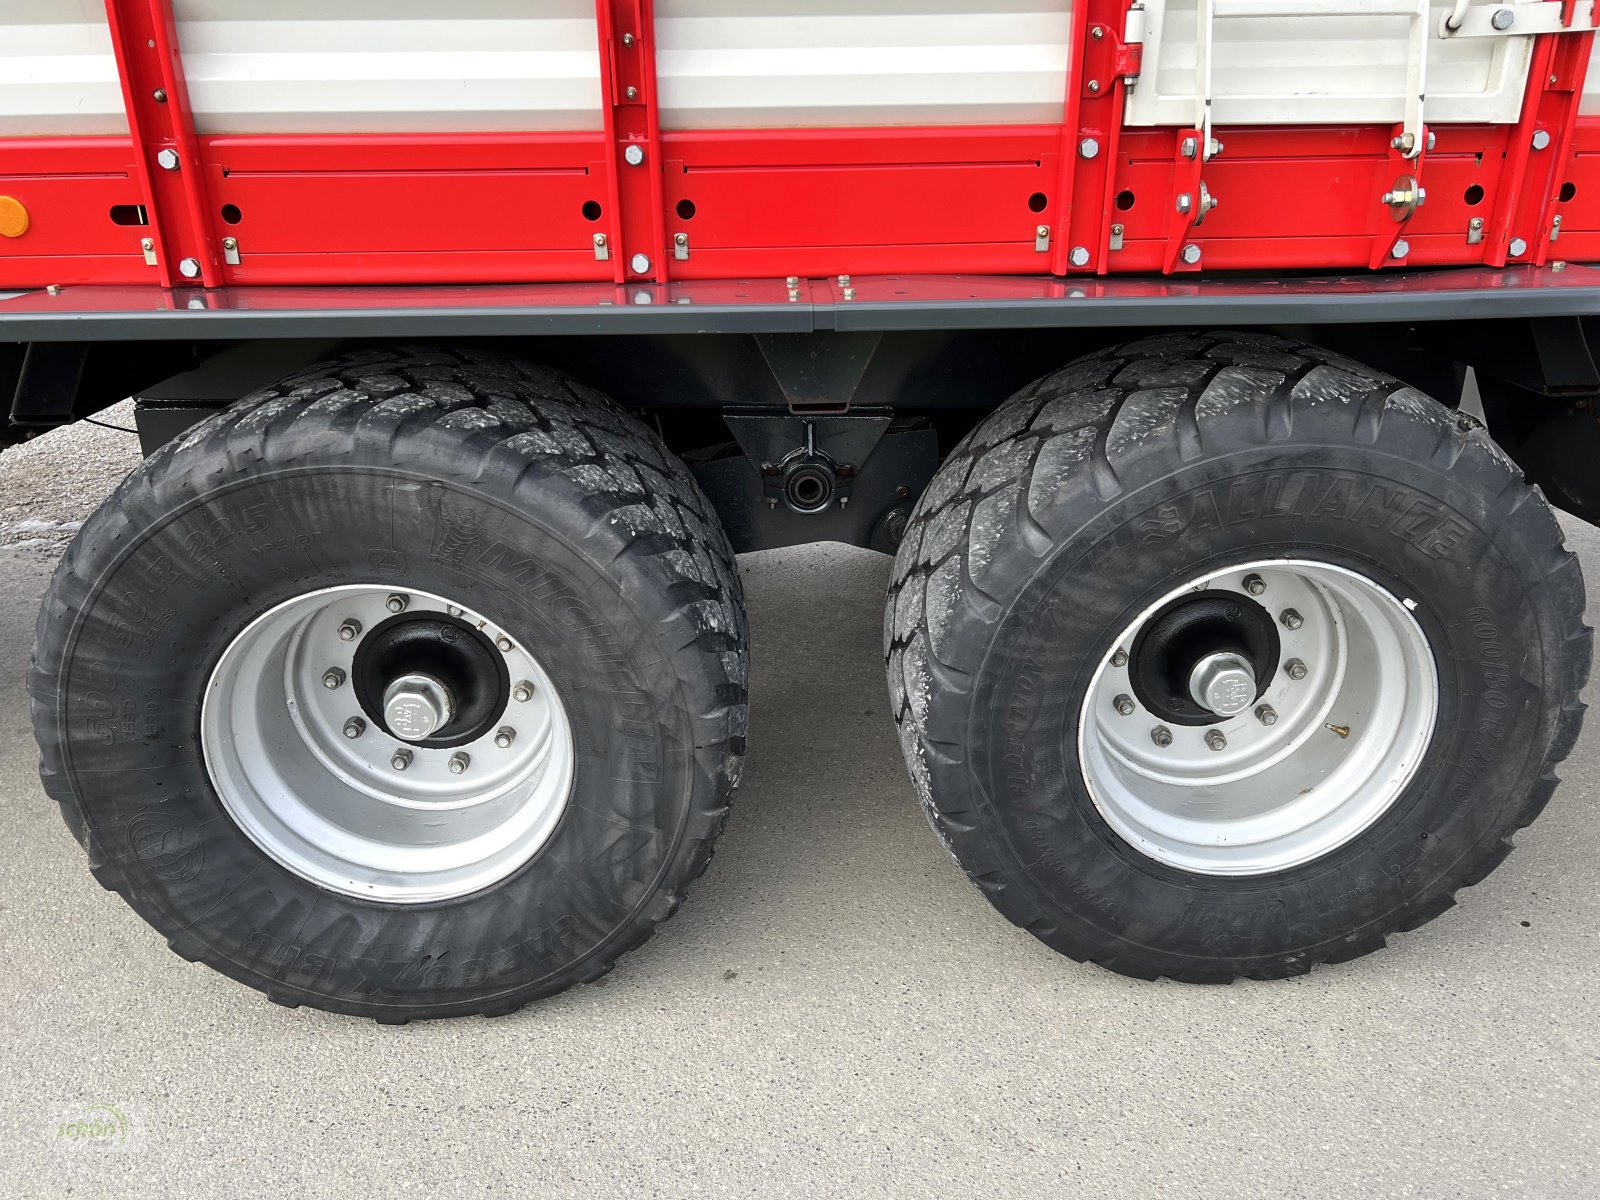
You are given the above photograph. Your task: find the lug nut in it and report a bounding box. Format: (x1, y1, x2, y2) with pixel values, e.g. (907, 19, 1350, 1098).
(338, 618, 362, 642)
(1113, 694, 1135, 716)
(512, 681, 534, 703)
(343, 717, 366, 739)
(391, 748, 413, 771)
(1151, 726, 1173, 748)
(447, 605, 463, 618)
(1242, 573, 1266, 596)
(494, 726, 517, 749)
(386, 593, 409, 613)
(448, 752, 470, 775)
(321, 667, 346, 690)
(1256, 705, 1278, 727)
(1279, 608, 1304, 630)
(1285, 659, 1308, 681)
(1111, 649, 1128, 668)
(1205, 729, 1227, 751)
(495, 635, 513, 652)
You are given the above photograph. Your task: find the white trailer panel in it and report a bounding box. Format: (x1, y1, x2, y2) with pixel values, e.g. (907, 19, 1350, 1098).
(0, 0, 127, 137)
(170, 0, 605, 134)
(654, 0, 1073, 130)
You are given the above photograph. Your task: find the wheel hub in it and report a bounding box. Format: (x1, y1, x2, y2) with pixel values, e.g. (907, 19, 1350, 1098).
(1078, 560, 1438, 876)
(1128, 591, 1279, 725)
(200, 585, 575, 903)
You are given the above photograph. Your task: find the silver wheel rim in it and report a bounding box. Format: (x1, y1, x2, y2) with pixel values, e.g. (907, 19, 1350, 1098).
(1077, 560, 1438, 876)
(201, 585, 575, 903)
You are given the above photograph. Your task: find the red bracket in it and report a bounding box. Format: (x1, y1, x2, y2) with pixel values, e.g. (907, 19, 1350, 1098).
(596, 0, 667, 284)
(1367, 122, 1430, 270)
(1161, 130, 1209, 274)
(103, 0, 219, 287)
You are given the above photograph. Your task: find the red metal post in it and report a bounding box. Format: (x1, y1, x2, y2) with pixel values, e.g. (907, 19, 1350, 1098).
(102, 0, 219, 287)
(595, 0, 668, 284)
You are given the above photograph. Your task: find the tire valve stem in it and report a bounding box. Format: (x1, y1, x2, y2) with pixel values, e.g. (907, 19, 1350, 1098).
(386, 593, 409, 614)
(1205, 729, 1227, 752)
(448, 752, 471, 775)
(512, 681, 535, 703)
(1285, 658, 1308, 681)
(494, 727, 516, 748)
(1280, 608, 1304, 630)
(391, 748, 413, 771)
(343, 717, 365, 739)
(322, 667, 346, 690)
(1326, 723, 1351, 739)
(1243, 573, 1266, 595)
(1151, 725, 1173, 748)
(1113, 694, 1135, 716)
(338, 619, 362, 642)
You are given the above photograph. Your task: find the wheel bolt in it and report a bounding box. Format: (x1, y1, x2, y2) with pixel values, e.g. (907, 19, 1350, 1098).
(343, 717, 365, 739)
(1280, 608, 1304, 630)
(1256, 704, 1278, 726)
(386, 593, 409, 613)
(448, 752, 470, 775)
(1285, 658, 1308, 681)
(322, 667, 346, 690)
(1243, 573, 1266, 596)
(494, 727, 517, 748)
(1111, 649, 1129, 668)
(338, 618, 362, 642)
(391, 748, 413, 771)
(1151, 725, 1173, 748)
(1113, 694, 1135, 716)
(1205, 729, 1227, 751)
(495, 635, 513, 652)
(447, 605, 463, 618)
(512, 681, 534, 702)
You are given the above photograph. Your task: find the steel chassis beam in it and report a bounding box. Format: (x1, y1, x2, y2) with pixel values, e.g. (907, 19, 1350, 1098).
(2, 266, 1599, 341)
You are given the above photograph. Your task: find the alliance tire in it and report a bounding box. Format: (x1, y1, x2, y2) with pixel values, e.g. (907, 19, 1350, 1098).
(886, 331, 1590, 981)
(30, 346, 748, 1020)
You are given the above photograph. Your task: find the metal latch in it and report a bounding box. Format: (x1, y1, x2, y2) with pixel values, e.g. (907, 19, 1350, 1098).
(593, 233, 610, 262)
(1122, 2, 1147, 87)
(673, 232, 689, 261)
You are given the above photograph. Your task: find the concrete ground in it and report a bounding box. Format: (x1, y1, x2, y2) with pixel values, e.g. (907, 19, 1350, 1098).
(0, 414, 1596, 1199)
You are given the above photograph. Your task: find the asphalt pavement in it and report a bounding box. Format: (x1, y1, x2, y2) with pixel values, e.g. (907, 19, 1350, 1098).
(0, 415, 1596, 1198)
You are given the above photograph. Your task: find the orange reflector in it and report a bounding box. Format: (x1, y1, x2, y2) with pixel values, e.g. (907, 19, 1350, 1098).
(0, 195, 28, 238)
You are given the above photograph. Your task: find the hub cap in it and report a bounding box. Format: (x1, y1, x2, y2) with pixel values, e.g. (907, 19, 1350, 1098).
(201, 586, 575, 903)
(1188, 651, 1256, 717)
(1078, 560, 1438, 876)
(383, 673, 454, 742)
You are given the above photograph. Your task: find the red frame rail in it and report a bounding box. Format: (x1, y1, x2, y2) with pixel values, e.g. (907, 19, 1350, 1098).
(0, 0, 1592, 289)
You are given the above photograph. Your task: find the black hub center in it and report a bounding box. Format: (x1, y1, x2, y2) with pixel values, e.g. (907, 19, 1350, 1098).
(352, 612, 510, 748)
(1128, 591, 1280, 726)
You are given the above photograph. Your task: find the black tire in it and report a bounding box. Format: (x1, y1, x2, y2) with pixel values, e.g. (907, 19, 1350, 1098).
(886, 331, 1590, 981)
(30, 346, 748, 1020)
